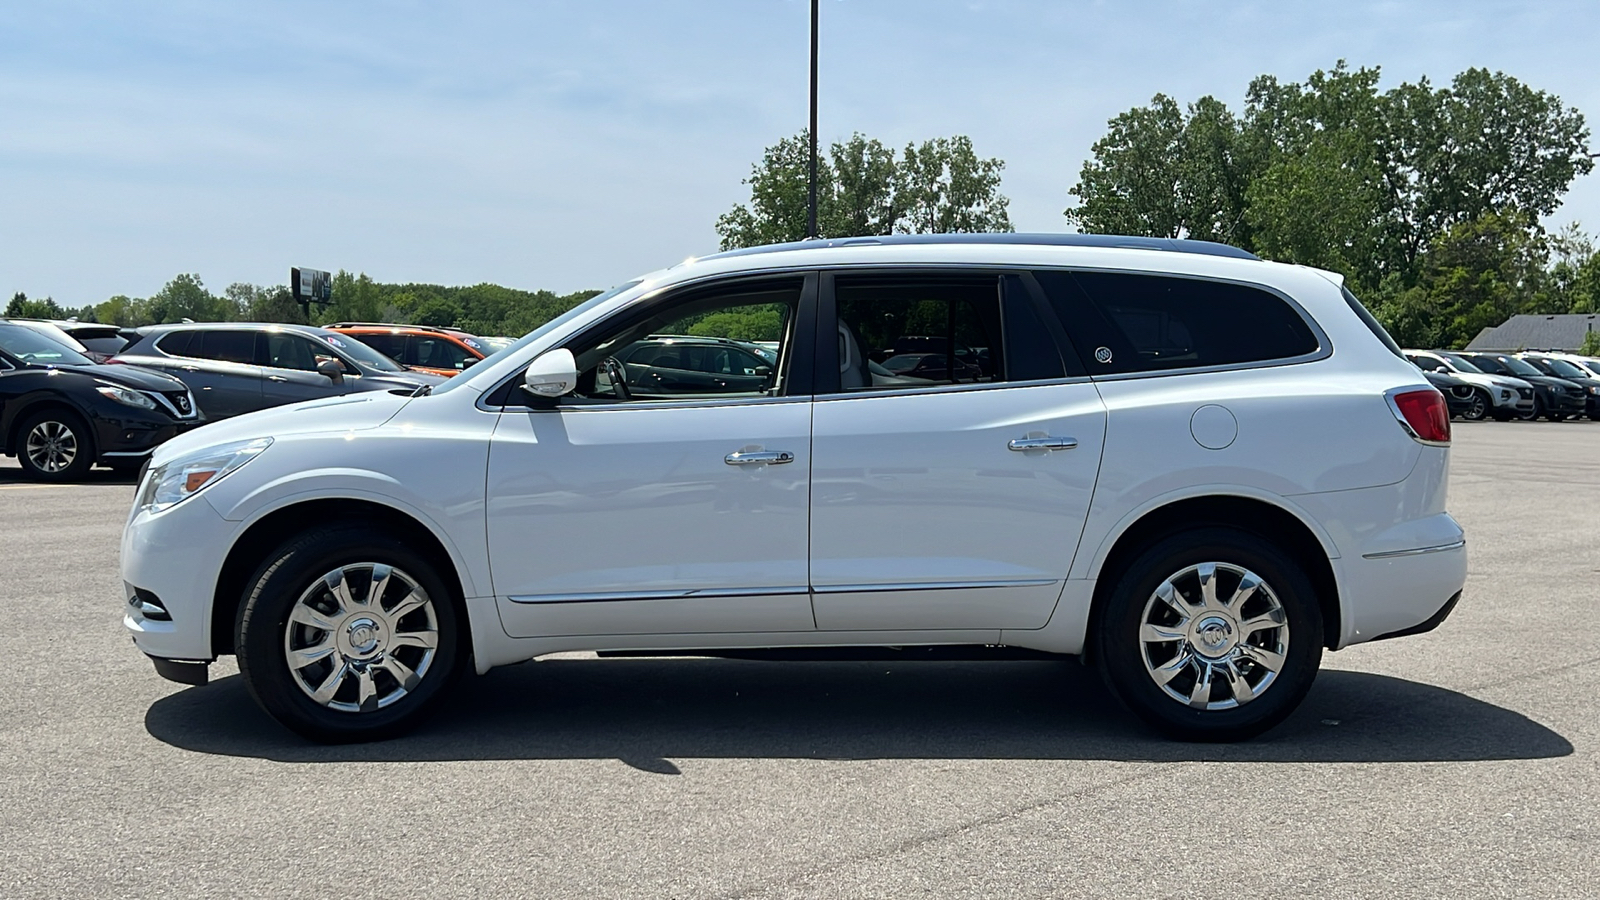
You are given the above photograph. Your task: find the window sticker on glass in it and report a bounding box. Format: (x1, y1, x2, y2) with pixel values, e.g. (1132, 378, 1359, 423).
(462, 338, 481, 350)
(324, 336, 347, 348)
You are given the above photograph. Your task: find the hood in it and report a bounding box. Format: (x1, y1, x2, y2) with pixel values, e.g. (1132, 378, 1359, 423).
(363, 370, 446, 389)
(150, 391, 411, 465)
(1522, 375, 1579, 390)
(1484, 375, 1532, 390)
(61, 362, 188, 392)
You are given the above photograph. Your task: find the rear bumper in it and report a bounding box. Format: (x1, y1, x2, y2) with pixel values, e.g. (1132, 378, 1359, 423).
(1335, 539, 1467, 647)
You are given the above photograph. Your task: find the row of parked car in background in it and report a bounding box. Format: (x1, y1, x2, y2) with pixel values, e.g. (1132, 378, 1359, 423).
(4, 310, 1596, 482)
(0, 318, 515, 480)
(1406, 348, 1600, 422)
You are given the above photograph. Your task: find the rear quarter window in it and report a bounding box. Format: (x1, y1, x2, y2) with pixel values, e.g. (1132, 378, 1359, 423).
(1033, 270, 1321, 374)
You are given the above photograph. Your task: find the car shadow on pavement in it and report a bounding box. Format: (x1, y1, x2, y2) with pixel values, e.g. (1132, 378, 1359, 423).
(144, 659, 1572, 769)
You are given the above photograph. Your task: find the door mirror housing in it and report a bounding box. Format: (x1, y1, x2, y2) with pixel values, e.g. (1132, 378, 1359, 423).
(523, 348, 578, 398)
(317, 359, 345, 384)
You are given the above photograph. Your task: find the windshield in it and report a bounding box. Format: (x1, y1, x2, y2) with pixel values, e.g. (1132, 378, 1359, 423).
(430, 280, 645, 396)
(1433, 353, 1481, 374)
(476, 336, 515, 353)
(1539, 358, 1587, 378)
(0, 323, 97, 366)
(315, 330, 405, 372)
(1492, 355, 1543, 377)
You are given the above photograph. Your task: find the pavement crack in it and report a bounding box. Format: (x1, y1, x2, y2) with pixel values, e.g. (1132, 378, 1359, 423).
(716, 764, 1182, 900)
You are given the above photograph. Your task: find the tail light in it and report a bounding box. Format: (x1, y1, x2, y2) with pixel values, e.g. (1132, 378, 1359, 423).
(1386, 388, 1451, 445)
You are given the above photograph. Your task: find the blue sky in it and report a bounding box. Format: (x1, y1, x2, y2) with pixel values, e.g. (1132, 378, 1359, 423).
(3, 0, 1597, 306)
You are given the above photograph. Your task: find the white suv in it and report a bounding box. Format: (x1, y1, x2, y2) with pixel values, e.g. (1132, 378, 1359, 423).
(121, 235, 1467, 743)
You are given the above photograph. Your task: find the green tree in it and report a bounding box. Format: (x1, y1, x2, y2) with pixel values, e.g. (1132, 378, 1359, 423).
(1580, 329, 1600, 356)
(1066, 62, 1593, 296)
(717, 131, 1011, 250)
(685, 307, 787, 342)
(5, 292, 65, 319)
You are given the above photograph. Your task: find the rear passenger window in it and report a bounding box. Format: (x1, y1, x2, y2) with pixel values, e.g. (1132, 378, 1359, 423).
(198, 331, 257, 364)
(1033, 271, 1320, 374)
(354, 332, 405, 362)
(832, 276, 1004, 391)
(156, 331, 196, 357)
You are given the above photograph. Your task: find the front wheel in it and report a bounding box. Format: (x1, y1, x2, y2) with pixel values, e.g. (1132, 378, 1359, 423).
(1095, 527, 1323, 741)
(236, 524, 463, 743)
(1518, 398, 1541, 421)
(1460, 390, 1489, 421)
(16, 408, 95, 482)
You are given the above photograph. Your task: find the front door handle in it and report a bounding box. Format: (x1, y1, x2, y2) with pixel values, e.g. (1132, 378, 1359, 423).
(180, 365, 200, 372)
(725, 449, 795, 466)
(1008, 436, 1078, 452)
(267, 375, 289, 382)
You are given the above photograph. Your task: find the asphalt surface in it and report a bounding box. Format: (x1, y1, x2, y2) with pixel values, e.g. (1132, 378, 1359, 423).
(1, 419, 1597, 898)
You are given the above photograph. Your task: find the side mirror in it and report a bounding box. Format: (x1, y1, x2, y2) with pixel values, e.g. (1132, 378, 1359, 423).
(754, 365, 772, 377)
(462, 357, 478, 369)
(317, 359, 345, 384)
(1433, 366, 1449, 375)
(523, 348, 578, 399)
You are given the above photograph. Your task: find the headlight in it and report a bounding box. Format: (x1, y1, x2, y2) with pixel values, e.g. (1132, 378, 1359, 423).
(137, 438, 272, 513)
(1499, 390, 1512, 400)
(1588, 386, 1600, 395)
(96, 382, 157, 410)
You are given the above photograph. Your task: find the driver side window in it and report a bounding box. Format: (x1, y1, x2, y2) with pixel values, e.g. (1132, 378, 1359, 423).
(566, 278, 801, 404)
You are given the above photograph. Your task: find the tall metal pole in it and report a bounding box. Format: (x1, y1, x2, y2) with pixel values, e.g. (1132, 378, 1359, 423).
(807, 0, 819, 239)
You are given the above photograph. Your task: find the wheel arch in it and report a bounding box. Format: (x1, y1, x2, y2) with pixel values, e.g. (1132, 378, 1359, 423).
(4, 393, 96, 458)
(209, 497, 470, 657)
(1082, 493, 1342, 659)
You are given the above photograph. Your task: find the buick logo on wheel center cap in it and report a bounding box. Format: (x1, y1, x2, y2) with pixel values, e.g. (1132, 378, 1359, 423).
(1196, 617, 1233, 651)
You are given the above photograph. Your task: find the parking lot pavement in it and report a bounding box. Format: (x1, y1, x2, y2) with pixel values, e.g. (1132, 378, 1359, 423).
(1, 420, 1597, 898)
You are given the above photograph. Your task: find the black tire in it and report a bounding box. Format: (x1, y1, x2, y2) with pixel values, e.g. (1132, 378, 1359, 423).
(14, 408, 95, 482)
(236, 524, 464, 743)
(1460, 390, 1489, 421)
(1094, 527, 1323, 742)
(1518, 398, 1541, 421)
(1589, 412, 1600, 422)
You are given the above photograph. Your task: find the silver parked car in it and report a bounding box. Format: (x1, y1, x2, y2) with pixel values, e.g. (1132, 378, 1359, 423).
(116, 323, 443, 419)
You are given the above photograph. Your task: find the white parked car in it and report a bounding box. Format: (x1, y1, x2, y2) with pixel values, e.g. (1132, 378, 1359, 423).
(121, 235, 1468, 743)
(1403, 349, 1534, 421)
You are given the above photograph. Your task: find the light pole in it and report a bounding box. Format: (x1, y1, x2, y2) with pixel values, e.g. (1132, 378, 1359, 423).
(807, 0, 819, 239)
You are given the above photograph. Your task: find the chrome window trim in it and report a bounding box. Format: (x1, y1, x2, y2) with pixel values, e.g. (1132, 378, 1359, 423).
(816, 375, 1093, 403)
(1362, 540, 1466, 560)
(483, 393, 812, 414)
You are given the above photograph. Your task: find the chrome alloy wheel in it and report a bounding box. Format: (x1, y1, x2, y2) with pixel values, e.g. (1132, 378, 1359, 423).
(25, 420, 78, 473)
(1138, 562, 1288, 711)
(283, 563, 439, 713)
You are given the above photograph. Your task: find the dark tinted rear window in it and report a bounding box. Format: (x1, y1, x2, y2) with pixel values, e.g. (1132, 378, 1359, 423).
(197, 330, 256, 364)
(156, 331, 195, 357)
(1034, 271, 1320, 374)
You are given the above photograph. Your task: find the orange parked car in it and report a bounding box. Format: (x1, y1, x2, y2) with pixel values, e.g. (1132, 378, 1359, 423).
(325, 323, 505, 378)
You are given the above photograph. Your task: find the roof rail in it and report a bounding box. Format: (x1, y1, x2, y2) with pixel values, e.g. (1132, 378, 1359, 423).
(701, 232, 1260, 262)
(327, 322, 467, 335)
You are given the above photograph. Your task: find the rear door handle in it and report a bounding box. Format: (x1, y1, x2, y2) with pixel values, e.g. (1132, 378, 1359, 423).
(180, 365, 200, 372)
(725, 450, 795, 466)
(267, 375, 289, 382)
(1008, 436, 1078, 452)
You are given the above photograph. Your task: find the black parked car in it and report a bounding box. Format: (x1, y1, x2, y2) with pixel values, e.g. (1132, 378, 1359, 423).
(1518, 353, 1600, 421)
(0, 319, 202, 481)
(602, 335, 777, 398)
(1460, 353, 1586, 421)
(115, 323, 444, 419)
(1421, 369, 1482, 419)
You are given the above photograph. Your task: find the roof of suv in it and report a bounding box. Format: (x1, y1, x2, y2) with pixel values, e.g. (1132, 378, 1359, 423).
(701, 233, 1261, 262)
(327, 322, 476, 336)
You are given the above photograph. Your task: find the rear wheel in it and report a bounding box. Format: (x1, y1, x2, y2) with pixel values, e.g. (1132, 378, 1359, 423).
(1095, 527, 1323, 741)
(236, 524, 463, 743)
(16, 408, 94, 482)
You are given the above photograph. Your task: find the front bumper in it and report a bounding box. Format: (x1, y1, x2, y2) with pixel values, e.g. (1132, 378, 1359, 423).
(121, 489, 234, 663)
(90, 404, 204, 461)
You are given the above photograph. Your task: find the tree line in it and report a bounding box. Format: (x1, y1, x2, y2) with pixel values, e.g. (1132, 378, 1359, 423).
(8, 61, 1594, 353)
(6, 275, 603, 340)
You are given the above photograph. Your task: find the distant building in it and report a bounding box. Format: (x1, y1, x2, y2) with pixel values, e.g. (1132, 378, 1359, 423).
(1465, 314, 1600, 352)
